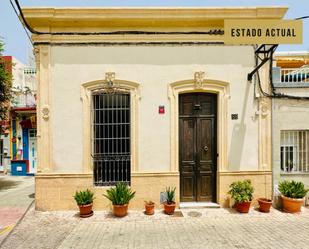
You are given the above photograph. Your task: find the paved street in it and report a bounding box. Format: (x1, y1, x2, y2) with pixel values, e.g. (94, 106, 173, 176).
(1, 205, 309, 249)
(0, 175, 34, 244)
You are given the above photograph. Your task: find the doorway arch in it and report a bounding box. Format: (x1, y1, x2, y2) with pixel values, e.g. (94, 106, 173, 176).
(168, 79, 230, 173)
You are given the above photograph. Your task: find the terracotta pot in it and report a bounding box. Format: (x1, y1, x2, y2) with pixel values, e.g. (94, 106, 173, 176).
(257, 198, 272, 213)
(163, 202, 176, 215)
(113, 204, 128, 217)
(78, 203, 93, 217)
(145, 203, 155, 215)
(281, 195, 304, 213)
(235, 201, 251, 213)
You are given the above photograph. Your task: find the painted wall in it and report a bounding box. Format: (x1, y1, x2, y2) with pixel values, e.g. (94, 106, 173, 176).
(49, 45, 258, 173)
(273, 91, 309, 189)
(12, 57, 25, 89)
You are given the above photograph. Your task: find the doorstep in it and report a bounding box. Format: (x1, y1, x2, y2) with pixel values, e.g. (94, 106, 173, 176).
(179, 202, 220, 209)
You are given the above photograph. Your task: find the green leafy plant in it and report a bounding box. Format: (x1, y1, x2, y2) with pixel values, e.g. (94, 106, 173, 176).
(279, 180, 309, 199)
(103, 182, 136, 205)
(228, 180, 254, 203)
(165, 186, 176, 204)
(145, 200, 155, 205)
(74, 189, 95, 206)
(0, 40, 13, 132)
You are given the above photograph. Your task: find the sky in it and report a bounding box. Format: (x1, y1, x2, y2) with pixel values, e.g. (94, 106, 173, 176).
(0, 0, 308, 64)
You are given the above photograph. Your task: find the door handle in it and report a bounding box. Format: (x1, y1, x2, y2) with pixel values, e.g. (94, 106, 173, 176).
(204, 145, 208, 152)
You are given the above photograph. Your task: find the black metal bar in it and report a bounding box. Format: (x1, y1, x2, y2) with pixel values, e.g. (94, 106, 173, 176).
(247, 44, 278, 81)
(247, 57, 269, 81)
(92, 92, 131, 186)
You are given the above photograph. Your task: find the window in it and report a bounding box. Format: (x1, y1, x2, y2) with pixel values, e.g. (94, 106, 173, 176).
(24, 68, 36, 75)
(0, 139, 3, 166)
(29, 129, 37, 138)
(92, 91, 131, 186)
(281, 130, 309, 173)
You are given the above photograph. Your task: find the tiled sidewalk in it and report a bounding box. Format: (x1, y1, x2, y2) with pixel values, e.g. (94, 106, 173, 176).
(0, 175, 34, 244)
(1, 206, 309, 249)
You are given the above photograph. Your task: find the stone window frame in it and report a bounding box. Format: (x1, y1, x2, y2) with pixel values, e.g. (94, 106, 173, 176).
(81, 79, 141, 174)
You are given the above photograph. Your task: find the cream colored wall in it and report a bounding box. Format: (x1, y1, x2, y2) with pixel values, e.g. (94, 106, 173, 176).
(51, 60, 84, 172)
(49, 45, 259, 173)
(273, 96, 309, 188)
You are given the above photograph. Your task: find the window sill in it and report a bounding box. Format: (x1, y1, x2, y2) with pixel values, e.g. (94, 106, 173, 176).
(281, 172, 309, 176)
(274, 82, 309, 88)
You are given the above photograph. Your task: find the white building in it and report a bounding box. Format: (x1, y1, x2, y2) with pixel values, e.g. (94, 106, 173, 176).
(272, 51, 309, 206)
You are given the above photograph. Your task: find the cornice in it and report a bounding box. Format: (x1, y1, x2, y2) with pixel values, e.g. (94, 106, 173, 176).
(23, 7, 288, 29)
(31, 33, 225, 44)
(22, 7, 288, 19)
(22, 7, 288, 44)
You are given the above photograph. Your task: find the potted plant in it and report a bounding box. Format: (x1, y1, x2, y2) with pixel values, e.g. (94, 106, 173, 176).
(228, 179, 254, 213)
(163, 187, 176, 215)
(103, 182, 136, 217)
(257, 198, 272, 213)
(74, 189, 95, 218)
(144, 201, 155, 215)
(279, 180, 309, 213)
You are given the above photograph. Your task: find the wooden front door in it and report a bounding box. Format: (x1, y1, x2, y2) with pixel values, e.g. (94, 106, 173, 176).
(179, 93, 217, 202)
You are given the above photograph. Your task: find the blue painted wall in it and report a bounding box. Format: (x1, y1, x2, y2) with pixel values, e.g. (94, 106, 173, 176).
(22, 128, 29, 160)
(12, 119, 16, 159)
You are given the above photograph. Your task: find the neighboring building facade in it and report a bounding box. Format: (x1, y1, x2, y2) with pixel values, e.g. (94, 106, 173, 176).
(23, 7, 288, 210)
(0, 56, 37, 175)
(273, 51, 309, 205)
(0, 128, 8, 172)
(0, 56, 13, 173)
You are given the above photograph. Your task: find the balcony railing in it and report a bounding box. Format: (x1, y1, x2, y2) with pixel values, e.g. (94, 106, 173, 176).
(11, 92, 36, 108)
(273, 66, 309, 87)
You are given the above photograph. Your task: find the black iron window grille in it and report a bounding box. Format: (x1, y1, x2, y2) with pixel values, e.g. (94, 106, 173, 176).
(280, 130, 309, 173)
(92, 91, 131, 186)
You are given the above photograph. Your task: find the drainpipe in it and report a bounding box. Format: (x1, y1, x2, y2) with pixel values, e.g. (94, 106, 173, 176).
(271, 94, 275, 205)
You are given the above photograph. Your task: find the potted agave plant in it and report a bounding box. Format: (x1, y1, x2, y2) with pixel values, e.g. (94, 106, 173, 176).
(144, 201, 155, 215)
(163, 187, 176, 215)
(74, 189, 95, 218)
(228, 179, 254, 213)
(279, 180, 309, 213)
(103, 182, 135, 217)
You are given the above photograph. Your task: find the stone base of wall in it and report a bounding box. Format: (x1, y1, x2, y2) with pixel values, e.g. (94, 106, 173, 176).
(218, 171, 272, 208)
(35, 171, 272, 210)
(35, 172, 180, 211)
